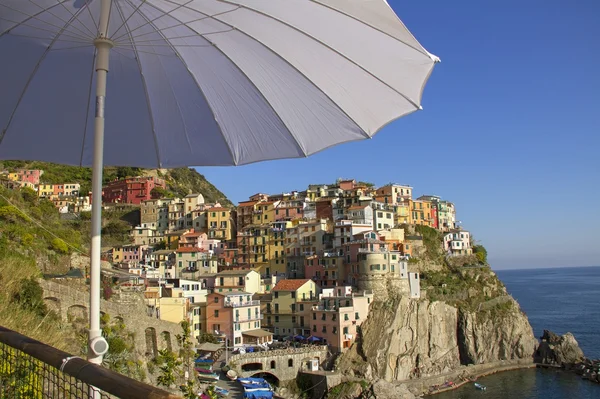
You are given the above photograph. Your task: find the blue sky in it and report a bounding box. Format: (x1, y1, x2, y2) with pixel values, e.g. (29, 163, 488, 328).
(198, 0, 600, 269)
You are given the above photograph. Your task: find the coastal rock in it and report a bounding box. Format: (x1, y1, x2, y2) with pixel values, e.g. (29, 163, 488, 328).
(458, 301, 538, 364)
(535, 330, 585, 366)
(339, 297, 461, 381)
(370, 380, 414, 399)
(338, 293, 537, 391)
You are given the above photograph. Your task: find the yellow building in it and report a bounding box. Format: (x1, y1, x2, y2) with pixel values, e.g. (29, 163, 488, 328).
(7, 173, 19, 182)
(410, 199, 432, 227)
(207, 206, 233, 240)
(253, 201, 277, 225)
(38, 184, 55, 198)
(270, 279, 317, 338)
(266, 220, 292, 277)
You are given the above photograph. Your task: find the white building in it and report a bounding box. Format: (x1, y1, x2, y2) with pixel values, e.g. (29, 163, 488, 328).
(408, 272, 421, 299)
(443, 230, 472, 256)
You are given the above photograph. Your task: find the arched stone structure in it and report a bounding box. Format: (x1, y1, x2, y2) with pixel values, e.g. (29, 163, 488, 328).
(39, 280, 183, 358)
(67, 304, 88, 322)
(229, 346, 328, 382)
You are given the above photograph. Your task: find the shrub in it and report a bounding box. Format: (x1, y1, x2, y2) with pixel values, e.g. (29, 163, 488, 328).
(50, 238, 69, 254)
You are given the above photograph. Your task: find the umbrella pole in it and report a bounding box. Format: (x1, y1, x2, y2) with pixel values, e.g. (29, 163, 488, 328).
(88, 0, 113, 366)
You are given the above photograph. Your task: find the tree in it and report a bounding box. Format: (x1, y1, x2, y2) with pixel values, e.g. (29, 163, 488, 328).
(177, 321, 198, 399)
(151, 187, 174, 199)
(473, 245, 488, 264)
(156, 349, 181, 389)
(20, 187, 38, 204)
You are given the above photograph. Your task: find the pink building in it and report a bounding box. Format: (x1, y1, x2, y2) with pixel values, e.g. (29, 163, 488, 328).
(179, 230, 224, 254)
(304, 254, 344, 288)
(206, 292, 268, 347)
(17, 169, 42, 185)
(309, 289, 373, 353)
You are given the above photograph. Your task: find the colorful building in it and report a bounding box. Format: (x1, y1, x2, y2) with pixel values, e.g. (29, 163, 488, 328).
(443, 229, 472, 256)
(270, 278, 317, 338)
(206, 292, 265, 347)
(310, 289, 373, 352)
(373, 184, 412, 204)
(207, 206, 233, 240)
(102, 176, 166, 205)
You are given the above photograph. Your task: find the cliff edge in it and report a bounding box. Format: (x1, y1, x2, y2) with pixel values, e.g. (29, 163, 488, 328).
(336, 263, 537, 395)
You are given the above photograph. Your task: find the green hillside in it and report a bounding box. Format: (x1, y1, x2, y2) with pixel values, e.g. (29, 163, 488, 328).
(0, 161, 232, 206)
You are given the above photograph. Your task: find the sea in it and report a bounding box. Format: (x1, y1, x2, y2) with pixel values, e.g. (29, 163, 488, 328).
(433, 266, 600, 399)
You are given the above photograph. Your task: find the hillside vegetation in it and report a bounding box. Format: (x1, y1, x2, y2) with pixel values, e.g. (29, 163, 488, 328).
(0, 161, 232, 206)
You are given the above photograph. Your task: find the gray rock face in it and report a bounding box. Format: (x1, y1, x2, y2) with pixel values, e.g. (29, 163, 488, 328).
(338, 296, 537, 387)
(535, 330, 585, 365)
(458, 306, 538, 364)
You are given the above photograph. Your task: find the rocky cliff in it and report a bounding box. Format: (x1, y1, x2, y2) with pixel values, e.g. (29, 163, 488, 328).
(337, 265, 538, 392)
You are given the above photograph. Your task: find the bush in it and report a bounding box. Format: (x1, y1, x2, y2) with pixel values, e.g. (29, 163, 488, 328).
(473, 245, 488, 264)
(50, 238, 69, 254)
(12, 278, 47, 316)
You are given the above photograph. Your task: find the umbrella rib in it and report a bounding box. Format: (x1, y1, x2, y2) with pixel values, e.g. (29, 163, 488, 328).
(154, 0, 315, 156)
(216, 0, 421, 110)
(0, 17, 94, 42)
(122, 0, 195, 158)
(0, 1, 68, 38)
(50, 0, 97, 38)
(111, 6, 240, 46)
(125, 0, 239, 166)
(22, 0, 95, 40)
(0, 5, 92, 147)
(0, 9, 92, 41)
(308, 0, 434, 60)
(113, 0, 163, 168)
(160, 0, 371, 141)
(111, 0, 204, 43)
(212, 13, 372, 141)
(78, 47, 98, 167)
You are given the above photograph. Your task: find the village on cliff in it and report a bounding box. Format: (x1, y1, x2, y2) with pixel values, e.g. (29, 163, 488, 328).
(1, 169, 474, 355)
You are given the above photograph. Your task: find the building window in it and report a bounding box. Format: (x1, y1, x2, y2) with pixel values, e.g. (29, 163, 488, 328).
(271, 361, 276, 369)
(312, 313, 316, 320)
(288, 359, 294, 367)
(214, 310, 219, 317)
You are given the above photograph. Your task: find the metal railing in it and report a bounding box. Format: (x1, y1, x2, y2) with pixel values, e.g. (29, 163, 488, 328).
(0, 326, 179, 399)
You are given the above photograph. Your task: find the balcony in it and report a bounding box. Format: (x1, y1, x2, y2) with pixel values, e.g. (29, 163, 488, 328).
(312, 305, 337, 312)
(234, 314, 264, 322)
(224, 300, 260, 307)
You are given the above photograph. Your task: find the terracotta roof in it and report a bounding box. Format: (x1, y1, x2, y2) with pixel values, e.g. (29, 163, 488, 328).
(183, 232, 204, 237)
(207, 207, 229, 211)
(238, 200, 258, 206)
(176, 247, 204, 253)
(272, 279, 311, 292)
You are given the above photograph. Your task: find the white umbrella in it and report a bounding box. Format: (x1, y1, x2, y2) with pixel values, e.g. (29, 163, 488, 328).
(0, 0, 438, 364)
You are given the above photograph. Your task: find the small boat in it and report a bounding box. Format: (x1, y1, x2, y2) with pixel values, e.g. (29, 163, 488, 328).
(238, 377, 267, 385)
(195, 366, 214, 374)
(474, 382, 487, 391)
(214, 386, 230, 397)
(196, 372, 220, 382)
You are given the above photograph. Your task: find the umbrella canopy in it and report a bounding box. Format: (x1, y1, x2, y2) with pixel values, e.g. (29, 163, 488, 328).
(0, 0, 438, 167)
(307, 336, 322, 342)
(0, 0, 438, 366)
